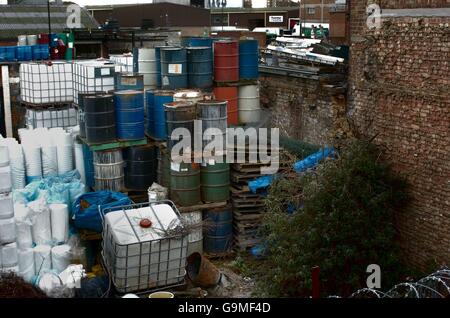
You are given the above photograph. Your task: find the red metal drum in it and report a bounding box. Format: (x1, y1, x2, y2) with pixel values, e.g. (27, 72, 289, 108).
(213, 40, 239, 83)
(213, 86, 238, 125)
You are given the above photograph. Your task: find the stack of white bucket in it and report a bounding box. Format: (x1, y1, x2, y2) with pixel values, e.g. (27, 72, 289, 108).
(0, 144, 73, 283)
(18, 128, 75, 183)
(0, 145, 17, 274)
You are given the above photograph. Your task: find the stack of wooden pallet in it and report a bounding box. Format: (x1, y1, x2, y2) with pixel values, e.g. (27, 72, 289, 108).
(230, 144, 274, 251)
(230, 145, 295, 251)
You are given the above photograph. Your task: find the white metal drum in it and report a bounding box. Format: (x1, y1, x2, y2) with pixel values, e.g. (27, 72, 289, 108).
(136, 48, 158, 90)
(238, 84, 261, 124)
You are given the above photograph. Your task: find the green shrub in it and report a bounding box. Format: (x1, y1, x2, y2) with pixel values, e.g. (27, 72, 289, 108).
(259, 140, 409, 297)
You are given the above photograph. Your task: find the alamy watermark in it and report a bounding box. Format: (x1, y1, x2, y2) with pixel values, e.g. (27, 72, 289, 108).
(169, 120, 280, 175)
(367, 4, 382, 30)
(66, 4, 82, 29)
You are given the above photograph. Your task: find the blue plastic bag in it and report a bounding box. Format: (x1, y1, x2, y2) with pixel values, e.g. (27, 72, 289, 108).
(71, 191, 133, 233)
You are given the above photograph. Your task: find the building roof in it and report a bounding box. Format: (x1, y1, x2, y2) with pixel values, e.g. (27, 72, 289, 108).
(0, 3, 99, 40)
(88, 3, 210, 28)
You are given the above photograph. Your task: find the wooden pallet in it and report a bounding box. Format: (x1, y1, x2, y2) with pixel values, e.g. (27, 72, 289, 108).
(77, 135, 147, 151)
(177, 201, 228, 213)
(233, 211, 264, 221)
(230, 171, 263, 184)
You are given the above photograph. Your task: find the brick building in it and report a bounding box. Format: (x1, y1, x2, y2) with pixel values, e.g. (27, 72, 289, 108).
(348, 0, 450, 269)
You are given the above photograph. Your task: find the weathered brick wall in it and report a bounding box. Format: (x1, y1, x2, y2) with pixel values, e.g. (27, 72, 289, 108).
(349, 0, 450, 269)
(260, 74, 349, 147)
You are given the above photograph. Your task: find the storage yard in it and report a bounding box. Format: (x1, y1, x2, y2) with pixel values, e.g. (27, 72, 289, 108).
(0, 0, 449, 301)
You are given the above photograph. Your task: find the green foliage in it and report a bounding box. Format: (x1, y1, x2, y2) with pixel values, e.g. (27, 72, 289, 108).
(259, 140, 409, 297)
(279, 135, 321, 160)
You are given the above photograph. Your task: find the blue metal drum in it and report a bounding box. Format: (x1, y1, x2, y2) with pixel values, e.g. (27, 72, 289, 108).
(239, 39, 259, 80)
(152, 90, 173, 140)
(114, 90, 145, 140)
(31, 44, 49, 60)
(182, 37, 213, 48)
(145, 89, 155, 136)
(82, 143, 95, 189)
(160, 47, 188, 90)
(155, 47, 162, 89)
(204, 206, 233, 253)
(17, 46, 32, 61)
(187, 46, 213, 89)
(115, 73, 144, 91)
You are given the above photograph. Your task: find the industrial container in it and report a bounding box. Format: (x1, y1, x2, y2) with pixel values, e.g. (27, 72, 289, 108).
(187, 47, 213, 89)
(78, 92, 99, 138)
(84, 94, 116, 144)
(239, 39, 259, 80)
(145, 89, 155, 136)
(16, 46, 32, 61)
(164, 101, 196, 153)
(0, 47, 16, 62)
(73, 60, 116, 106)
(124, 145, 157, 191)
(31, 45, 49, 60)
(133, 48, 158, 90)
(197, 100, 227, 150)
(157, 147, 171, 190)
(25, 107, 78, 130)
(82, 143, 95, 189)
(160, 47, 188, 90)
(180, 211, 203, 255)
(26, 35, 38, 46)
(213, 86, 238, 126)
(152, 90, 174, 140)
(238, 84, 261, 124)
(214, 40, 239, 82)
(20, 62, 73, 104)
(110, 54, 133, 73)
(114, 90, 145, 141)
(204, 206, 233, 253)
(101, 201, 188, 293)
(115, 73, 144, 91)
(94, 149, 124, 192)
(170, 162, 201, 207)
(173, 89, 204, 105)
(182, 37, 213, 48)
(201, 157, 230, 203)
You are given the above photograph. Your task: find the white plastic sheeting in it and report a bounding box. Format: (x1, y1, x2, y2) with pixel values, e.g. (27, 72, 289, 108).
(51, 244, 71, 274)
(18, 248, 35, 283)
(1, 242, 18, 267)
(29, 199, 52, 245)
(74, 142, 86, 185)
(33, 244, 52, 274)
(0, 165, 12, 193)
(0, 193, 14, 219)
(0, 217, 16, 244)
(49, 203, 69, 244)
(14, 204, 33, 249)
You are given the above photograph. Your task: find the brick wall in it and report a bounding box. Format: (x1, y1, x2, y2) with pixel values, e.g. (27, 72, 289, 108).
(348, 0, 450, 269)
(260, 74, 349, 147)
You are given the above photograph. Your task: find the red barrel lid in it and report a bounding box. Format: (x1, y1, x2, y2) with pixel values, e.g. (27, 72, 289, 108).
(139, 218, 152, 228)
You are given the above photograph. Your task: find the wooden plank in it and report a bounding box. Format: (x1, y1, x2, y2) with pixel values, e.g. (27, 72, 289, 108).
(178, 201, 228, 213)
(1, 65, 13, 137)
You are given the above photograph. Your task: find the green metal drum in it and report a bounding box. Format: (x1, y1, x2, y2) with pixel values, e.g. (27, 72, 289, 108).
(170, 162, 201, 206)
(157, 147, 171, 190)
(201, 158, 230, 203)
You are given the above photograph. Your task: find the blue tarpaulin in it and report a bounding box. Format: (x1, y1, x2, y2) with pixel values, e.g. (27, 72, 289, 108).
(248, 174, 275, 194)
(293, 147, 335, 173)
(71, 191, 132, 233)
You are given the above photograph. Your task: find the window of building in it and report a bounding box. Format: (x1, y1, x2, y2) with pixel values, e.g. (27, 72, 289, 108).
(307, 7, 316, 15)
